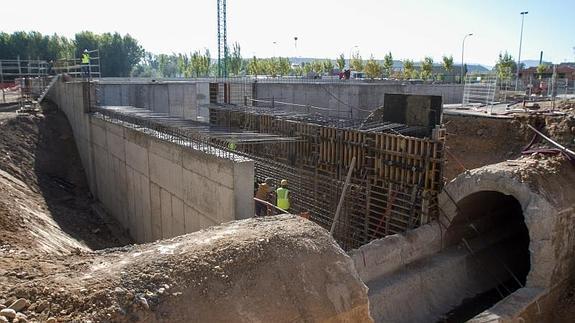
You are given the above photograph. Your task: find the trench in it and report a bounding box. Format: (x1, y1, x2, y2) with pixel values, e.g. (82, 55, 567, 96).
(439, 191, 531, 322)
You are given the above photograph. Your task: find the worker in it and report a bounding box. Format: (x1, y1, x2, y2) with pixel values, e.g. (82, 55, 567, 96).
(81, 49, 91, 78)
(254, 178, 273, 217)
(276, 179, 290, 212)
(227, 136, 237, 150)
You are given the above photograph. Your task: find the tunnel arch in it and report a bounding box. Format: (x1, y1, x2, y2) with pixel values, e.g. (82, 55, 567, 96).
(439, 167, 558, 289)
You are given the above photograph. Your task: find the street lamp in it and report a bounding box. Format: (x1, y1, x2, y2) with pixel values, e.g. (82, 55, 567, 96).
(461, 33, 473, 84)
(515, 11, 529, 90)
(349, 45, 359, 69)
(272, 41, 278, 58)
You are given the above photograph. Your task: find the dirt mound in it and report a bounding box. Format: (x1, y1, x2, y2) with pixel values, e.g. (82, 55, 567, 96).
(2, 216, 372, 322)
(0, 106, 129, 252)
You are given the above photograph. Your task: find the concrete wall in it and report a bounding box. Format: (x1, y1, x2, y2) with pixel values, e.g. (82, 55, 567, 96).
(98, 81, 200, 120)
(49, 80, 255, 242)
(254, 82, 463, 120)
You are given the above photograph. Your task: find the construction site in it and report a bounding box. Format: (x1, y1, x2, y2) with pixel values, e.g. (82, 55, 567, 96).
(2, 3, 575, 320)
(0, 52, 574, 322)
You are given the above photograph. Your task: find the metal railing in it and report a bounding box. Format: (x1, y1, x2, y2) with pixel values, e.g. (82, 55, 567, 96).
(0, 50, 101, 84)
(52, 50, 101, 79)
(0, 58, 49, 84)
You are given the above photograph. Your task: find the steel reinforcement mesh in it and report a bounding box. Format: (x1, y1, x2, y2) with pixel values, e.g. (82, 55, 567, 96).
(90, 104, 444, 250)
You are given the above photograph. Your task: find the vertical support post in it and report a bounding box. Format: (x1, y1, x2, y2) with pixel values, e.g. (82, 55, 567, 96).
(330, 156, 356, 235)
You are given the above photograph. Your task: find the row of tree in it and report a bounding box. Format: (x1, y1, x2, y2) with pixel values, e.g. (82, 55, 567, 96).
(0, 31, 143, 77)
(1, 31, 532, 80)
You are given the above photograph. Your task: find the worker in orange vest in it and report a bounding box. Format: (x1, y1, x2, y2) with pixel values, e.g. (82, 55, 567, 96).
(255, 178, 273, 216)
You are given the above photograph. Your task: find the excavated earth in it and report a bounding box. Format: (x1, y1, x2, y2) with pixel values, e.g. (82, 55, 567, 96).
(443, 99, 575, 180)
(0, 106, 371, 322)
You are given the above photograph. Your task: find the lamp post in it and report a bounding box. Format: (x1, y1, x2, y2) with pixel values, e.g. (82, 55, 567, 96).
(461, 33, 473, 84)
(272, 41, 277, 58)
(349, 45, 359, 69)
(293, 36, 297, 56)
(515, 11, 528, 90)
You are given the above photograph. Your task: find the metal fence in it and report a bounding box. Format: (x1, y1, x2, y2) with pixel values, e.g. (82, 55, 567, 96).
(462, 74, 498, 106)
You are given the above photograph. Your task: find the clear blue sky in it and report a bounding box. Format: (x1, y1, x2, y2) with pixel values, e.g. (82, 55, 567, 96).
(2, 0, 574, 66)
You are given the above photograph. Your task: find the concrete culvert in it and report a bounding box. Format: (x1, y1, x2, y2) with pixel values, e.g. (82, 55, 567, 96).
(440, 191, 531, 321)
(438, 156, 575, 322)
(351, 156, 575, 323)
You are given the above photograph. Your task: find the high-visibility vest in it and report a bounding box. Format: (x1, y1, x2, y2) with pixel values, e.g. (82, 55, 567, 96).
(276, 187, 290, 211)
(82, 53, 90, 64)
(255, 183, 269, 200)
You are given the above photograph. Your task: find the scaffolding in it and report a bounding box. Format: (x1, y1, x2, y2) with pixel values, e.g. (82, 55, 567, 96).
(0, 50, 101, 84)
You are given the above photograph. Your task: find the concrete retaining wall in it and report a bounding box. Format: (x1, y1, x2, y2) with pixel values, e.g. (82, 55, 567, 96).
(49, 80, 254, 242)
(254, 82, 463, 120)
(98, 81, 207, 120)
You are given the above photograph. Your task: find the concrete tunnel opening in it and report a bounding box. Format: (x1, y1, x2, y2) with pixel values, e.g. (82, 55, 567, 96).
(441, 190, 531, 321)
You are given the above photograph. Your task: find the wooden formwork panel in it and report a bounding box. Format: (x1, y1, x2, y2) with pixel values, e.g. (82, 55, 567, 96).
(209, 107, 444, 191)
(209, 106, 445, 249)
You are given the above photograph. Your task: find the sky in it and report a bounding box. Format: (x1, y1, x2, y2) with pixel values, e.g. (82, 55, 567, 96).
(2, 0, 574, 66)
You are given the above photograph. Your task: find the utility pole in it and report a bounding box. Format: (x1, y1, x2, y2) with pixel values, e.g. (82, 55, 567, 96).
(515, 11, 528, 90)
(461, 33, 473, 84)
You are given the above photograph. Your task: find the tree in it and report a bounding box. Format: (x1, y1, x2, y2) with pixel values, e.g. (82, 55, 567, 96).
(322, 60, 334, 75)
(302, 62, 313, 75)
(383, 52, 393, 77)
(420, 56, 434, 80)
(311, 60, 323, 74)
(278, 57, 291, 76)
(350, 52, 363, 71)
(247, 56, 259, 76)
(364, 55, 382, 79)
(536, 63, 548, 79)
(442, 55, 454, 73)
(402, 59, 415, 79)
(336, 53, 346, 71)
(229, 42, 243, 76)
(494, 51, 517, 80)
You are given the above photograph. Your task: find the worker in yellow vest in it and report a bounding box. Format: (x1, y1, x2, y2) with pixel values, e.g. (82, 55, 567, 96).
(276, 179, 290, 212)
(81, 49, 91, 78)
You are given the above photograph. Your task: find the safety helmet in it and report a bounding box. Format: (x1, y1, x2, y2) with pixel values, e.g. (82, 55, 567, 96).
(281, 179, 288, 186)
